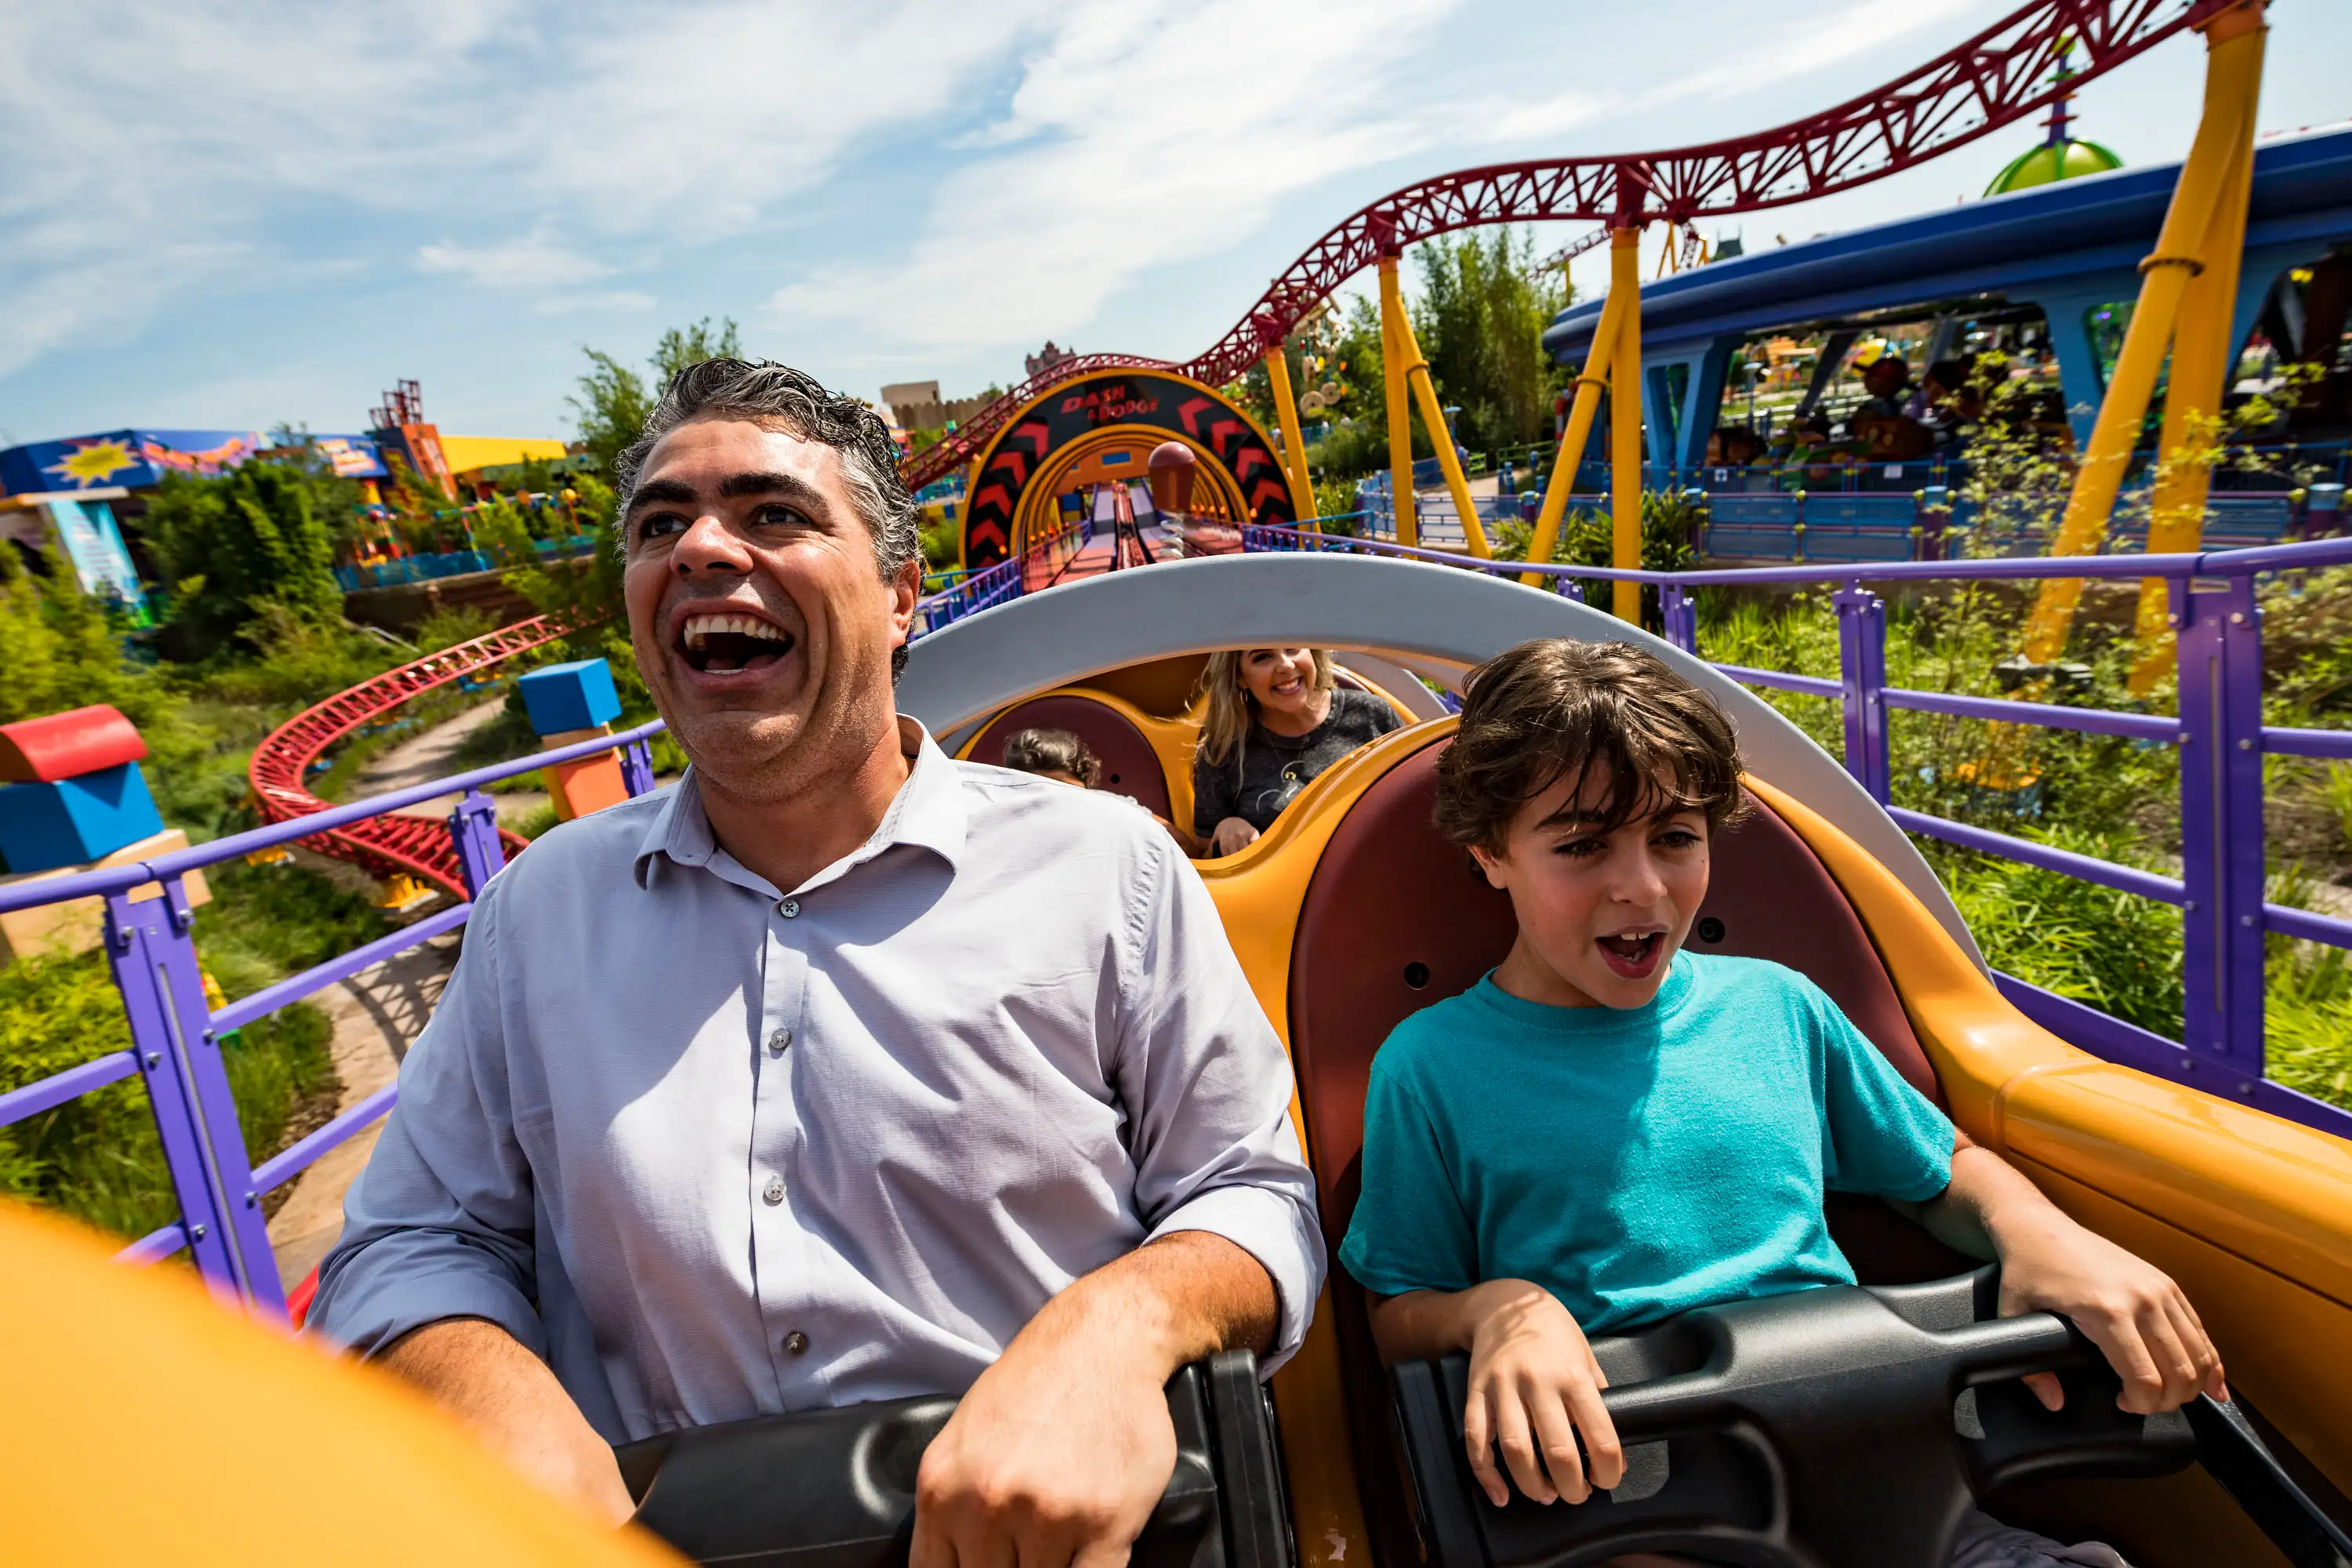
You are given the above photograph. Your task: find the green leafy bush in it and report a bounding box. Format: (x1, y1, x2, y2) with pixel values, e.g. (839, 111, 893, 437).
(135, 459, 354, 658)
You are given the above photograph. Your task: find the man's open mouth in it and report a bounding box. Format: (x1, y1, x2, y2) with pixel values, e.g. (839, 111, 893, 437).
(1597, 930, 1665, 978)
(679, 612, 796, 675)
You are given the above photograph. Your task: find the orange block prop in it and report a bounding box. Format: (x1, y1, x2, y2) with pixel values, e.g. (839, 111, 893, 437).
(540, 727, 630, 822)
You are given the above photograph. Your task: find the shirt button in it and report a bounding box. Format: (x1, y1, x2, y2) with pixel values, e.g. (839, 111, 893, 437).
(779, 898, 800, 919)
(762, 1174, 786, 1206)
(783, 1330, 809, 1356)
(768, 1027, 793, 1056)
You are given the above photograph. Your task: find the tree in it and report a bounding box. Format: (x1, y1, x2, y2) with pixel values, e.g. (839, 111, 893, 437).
(134, 459, 353, 657)
(1414, 227, 1568, 453)
(569, 316, 744, 478)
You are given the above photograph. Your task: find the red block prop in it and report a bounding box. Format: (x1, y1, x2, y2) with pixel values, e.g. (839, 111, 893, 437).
(0, 706, 147, 784)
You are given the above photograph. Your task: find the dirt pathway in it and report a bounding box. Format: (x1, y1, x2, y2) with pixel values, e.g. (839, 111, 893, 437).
(349, 697, 552, 828)
(266, 931, 459, 1290)
(265, 697, 551, 1289)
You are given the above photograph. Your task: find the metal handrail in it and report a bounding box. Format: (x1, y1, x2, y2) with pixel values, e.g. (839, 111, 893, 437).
(0, 717, 672, 915)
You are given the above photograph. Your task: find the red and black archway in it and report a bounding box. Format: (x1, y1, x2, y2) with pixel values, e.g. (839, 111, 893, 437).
(960, 368, 1297, 568)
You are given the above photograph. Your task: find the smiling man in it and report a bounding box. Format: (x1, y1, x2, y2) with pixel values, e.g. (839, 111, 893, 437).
(308, 360, 1324, 1565)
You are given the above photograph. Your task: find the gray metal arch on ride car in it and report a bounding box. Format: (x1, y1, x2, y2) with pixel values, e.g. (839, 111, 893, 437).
(896, 553, 1983, 966)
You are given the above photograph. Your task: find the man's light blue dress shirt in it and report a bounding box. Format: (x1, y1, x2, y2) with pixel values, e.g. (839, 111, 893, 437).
(310, 720, 1324, 1443)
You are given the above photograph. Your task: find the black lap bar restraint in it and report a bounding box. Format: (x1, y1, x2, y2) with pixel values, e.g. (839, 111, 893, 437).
(617, 1348, 1294, 1568)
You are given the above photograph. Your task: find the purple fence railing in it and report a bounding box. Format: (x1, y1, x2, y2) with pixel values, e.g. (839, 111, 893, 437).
(1240, 523, 2352, 1145)
(8, 521, 2352, 1316)
(0, 718, 672, 1316)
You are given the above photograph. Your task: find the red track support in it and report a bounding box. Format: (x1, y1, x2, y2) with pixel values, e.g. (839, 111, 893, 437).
(246, 614, 590, 898)
(900, 0, 2229, 494)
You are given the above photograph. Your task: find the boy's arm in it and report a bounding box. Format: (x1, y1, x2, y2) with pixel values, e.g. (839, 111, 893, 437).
(1367, 1285, 1628, 1508)
(1889, 1133, 2226, 1415)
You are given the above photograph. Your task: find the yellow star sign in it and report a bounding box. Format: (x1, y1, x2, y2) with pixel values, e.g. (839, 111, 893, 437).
(45, 439, 142, 488)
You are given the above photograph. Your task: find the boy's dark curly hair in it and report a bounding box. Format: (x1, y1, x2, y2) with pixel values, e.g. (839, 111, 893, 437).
(1436, 639, 1747, 852)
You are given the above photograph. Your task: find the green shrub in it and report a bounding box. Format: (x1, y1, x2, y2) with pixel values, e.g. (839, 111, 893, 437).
(512, 801, 562, 840)
(135, 459, 354, 657)
(920, 518, 960, 571)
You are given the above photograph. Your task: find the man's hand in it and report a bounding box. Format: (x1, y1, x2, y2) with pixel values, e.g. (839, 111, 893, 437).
(1367, 1280, 1626, 1508)
(1907, 1140, 2227, 1417)
(1991, 1207, 2225, 1415)
(912, 1232, 1276, 1568)
(1210, 817, 1261, 857)
(379, 1317, 635, 1526)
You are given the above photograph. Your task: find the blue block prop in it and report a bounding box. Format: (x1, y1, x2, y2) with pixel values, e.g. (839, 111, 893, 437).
(0, 761, 165, 874)
(517, 659, 622, 736)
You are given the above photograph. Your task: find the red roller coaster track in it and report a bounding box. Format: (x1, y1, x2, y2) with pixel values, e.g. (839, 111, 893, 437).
(247, 614, 589, 898)
(900, 0, 2232, 493)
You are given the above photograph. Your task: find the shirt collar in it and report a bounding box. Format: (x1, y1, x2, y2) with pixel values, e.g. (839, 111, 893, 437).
(633, 715, 967, 891)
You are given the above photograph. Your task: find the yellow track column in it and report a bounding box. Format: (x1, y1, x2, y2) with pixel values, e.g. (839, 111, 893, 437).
(1380, 271, 1494, 558)
(1262, 344, 1320, 529)
(2023, 1, 2266, 664)
(1377, 254, 1418, 548)
(2129, 4, 2267, 692)
(1610, 227, 1645, 624)
(1522, 280, 1628, 586)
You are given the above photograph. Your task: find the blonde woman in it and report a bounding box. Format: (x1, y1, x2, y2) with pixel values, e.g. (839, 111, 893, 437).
(1192, 648, 1403, 855)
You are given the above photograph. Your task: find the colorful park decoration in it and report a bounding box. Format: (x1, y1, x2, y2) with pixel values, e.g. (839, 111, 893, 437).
(517, 658, 630, 823)
(0, 704, 209, 967)
(956, 368, 1296, 568)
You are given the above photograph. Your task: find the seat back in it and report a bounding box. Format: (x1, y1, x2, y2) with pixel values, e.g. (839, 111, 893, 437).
(1283, 736, 1950, 1565)
(964, 694, 1175, 818)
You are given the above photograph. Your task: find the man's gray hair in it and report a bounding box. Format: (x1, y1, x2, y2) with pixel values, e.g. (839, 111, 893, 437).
(614, 358, 920, 579)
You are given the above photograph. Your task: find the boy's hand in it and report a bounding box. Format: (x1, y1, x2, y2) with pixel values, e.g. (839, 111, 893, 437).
(1991, 1210, 2226, 1416)
(1460, 1280, 1626, 1508)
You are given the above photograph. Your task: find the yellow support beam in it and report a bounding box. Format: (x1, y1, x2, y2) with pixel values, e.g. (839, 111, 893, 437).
(1610, 227, 1645, 624)
(1262, 344, 1320, 530)
(2022, 2, 2266, 665)
(2129, 12, 2266, 692)
(1379, 254, 1494, 557)
(1520, 278, 1631, 586)
(1377, 255, 1418, 549)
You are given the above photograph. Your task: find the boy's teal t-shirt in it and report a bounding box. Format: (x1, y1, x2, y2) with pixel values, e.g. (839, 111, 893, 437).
(1338, 952, 1955, 1335)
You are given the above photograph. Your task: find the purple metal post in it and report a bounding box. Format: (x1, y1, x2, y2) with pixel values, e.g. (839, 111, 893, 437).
(619, 737, 656, 798)
(448, 789, 506, 898)
(1916, 485, 1950, 562)
(1833, 585, 1891, 804)
(103, 881, 285, 1313)
(1661, 584, 1698, 655)
(2172, 575, 2267, 1076)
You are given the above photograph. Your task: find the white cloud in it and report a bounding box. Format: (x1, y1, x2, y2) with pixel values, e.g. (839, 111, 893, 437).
(419, 235, 613, 289)
(770, 0, 1464, 354)
(0, 0, 1035, 384)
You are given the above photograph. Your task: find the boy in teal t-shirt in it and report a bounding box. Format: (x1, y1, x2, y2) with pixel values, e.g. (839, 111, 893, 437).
(1338, 639, 2224, 1552)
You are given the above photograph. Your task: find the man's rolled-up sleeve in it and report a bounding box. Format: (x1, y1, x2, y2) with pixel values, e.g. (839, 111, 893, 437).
(307, 884, 544, 1360)
(1116, 832, 1327, 1373)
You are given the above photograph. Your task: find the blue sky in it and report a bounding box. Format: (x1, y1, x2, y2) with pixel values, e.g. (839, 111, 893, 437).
(0, 0, 2343, 448)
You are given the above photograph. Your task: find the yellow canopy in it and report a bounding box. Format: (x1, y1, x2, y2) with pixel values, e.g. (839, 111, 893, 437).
(438, 435, 568, 476)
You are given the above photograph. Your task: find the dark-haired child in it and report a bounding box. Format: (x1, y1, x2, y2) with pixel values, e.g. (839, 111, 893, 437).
(1339, 639, 2221, 1564)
